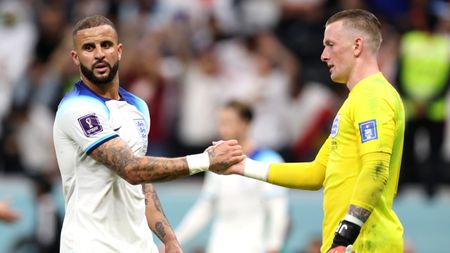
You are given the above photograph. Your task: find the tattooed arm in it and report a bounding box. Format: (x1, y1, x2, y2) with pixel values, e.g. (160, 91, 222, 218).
(143, 184, 183, 253)
(90, 137, 244, 184)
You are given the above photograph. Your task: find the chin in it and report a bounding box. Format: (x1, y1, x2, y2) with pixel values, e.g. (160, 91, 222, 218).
(331, 76, 346, 85)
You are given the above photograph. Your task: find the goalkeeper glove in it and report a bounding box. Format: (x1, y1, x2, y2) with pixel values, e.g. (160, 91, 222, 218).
(327, 245, 354, 253)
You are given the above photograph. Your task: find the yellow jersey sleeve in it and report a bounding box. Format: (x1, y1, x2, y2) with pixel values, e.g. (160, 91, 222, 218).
(267, 138, 330, 190)
(350, 151, 391, 212)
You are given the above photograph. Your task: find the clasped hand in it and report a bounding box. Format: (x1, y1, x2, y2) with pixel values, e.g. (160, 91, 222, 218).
(206, 140, 245, 175)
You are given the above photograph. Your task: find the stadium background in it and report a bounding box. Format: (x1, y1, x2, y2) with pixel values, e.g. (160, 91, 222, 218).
(0, 0, 449, 252)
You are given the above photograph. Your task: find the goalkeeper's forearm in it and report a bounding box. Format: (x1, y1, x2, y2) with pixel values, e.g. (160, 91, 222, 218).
(242, 158, 325, 190)
(329, 152, 390, 251)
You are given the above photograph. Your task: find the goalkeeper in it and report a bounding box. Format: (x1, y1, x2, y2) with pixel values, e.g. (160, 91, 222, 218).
(210, 9, 405, 253)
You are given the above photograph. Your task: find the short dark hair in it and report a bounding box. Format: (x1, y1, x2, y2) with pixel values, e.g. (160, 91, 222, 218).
(72, 15, 116, 37)
(224, 100, 253, 123)
(326, 9, 382, 52)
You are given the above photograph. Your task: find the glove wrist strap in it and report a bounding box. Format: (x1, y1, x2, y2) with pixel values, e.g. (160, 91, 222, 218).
(331, 219, 361, 248)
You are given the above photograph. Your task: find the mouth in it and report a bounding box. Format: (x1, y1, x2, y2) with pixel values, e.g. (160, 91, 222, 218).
(94, 62, 109, 74)
(327, 64, 334, 73)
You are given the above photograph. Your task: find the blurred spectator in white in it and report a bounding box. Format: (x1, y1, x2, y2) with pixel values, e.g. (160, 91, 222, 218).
(242, 32, 294, 150)
(212, 0, 280, 35)
(176, 101, 289, 253)
(177, 43, 226, 153)
(201, 32, 296, 151)
(0, 0, 36, 135)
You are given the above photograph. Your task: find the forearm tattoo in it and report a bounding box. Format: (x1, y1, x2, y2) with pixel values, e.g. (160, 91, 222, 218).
(155, 221, 166, 238)
(348, 204, 371, 223)
(143, 184, 162, 211)
(90, 138, 189, 183)
(143, 184, 172, 241)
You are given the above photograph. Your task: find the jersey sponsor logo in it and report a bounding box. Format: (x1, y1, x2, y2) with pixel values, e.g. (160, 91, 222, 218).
(359, 119, 378, 143)
(331, 114, 340, 138)
(134, 118, 147, 139)
(78, 113, 103, 137)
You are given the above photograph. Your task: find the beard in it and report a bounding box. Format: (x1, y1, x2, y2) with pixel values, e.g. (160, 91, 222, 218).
(80, 61, 119, 86)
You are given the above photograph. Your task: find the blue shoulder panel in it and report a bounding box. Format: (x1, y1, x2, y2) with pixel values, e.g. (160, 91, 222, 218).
(119, 86, 150, 122)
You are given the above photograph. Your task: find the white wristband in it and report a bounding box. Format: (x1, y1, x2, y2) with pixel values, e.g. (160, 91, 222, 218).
(344, 214, 364, 227)
(243, 158, 269, 181)
(186, 153, 210, 175)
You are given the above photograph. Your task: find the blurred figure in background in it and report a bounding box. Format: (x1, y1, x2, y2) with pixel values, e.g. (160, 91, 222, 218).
(0, 201, 19, 223)
(397, 2, 450, 197)
(176, 100, 289, 253)
(0, 0, 36, 136)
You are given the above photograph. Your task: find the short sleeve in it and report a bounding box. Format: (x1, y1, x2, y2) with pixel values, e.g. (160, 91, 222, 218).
(352, 91, 396, 155)
(55, 96, 118, 154)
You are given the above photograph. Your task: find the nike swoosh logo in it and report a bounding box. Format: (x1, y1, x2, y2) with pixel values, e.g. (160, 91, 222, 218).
(113, 126, 121, 132)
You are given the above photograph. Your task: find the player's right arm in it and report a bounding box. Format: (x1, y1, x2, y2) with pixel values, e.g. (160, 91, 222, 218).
(90, 137, 244, 184)
(216, 138, 330, 190)
(55, 96, 245, 185)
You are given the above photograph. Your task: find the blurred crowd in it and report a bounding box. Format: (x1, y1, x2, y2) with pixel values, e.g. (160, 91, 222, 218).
(0, 0, 449, 252)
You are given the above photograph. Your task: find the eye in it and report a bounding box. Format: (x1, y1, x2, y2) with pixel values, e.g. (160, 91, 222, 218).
(82, 44, 94, 51)
(101, 41, 113, 49)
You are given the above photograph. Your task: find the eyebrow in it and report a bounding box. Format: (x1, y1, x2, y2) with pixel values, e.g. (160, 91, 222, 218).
(81, 39, 115, 47)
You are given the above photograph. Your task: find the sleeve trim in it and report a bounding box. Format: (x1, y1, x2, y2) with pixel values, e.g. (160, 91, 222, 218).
(85, 134, 119, 154)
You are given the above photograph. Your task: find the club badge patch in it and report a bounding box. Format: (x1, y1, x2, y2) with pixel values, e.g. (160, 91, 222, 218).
(78, 113, 103, 137)
(331, 115, 340, 138)
(359, 120, 378, 143)
(134, 118, 147, 139)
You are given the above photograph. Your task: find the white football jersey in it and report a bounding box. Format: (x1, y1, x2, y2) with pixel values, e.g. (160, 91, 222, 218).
(176, 149, 289, 253)
(53, 81, 158, 253)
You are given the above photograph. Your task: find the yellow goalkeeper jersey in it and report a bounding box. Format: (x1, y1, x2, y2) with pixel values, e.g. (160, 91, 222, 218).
(268, 72, 405, 253)
(321, 72, 405, 252)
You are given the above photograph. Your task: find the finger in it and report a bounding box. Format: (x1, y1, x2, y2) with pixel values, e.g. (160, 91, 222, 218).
(212, 140, 224, 146)
(230, 149, 245, 157)
(224, 139, 238, 145)
(230, 155, 246, 164)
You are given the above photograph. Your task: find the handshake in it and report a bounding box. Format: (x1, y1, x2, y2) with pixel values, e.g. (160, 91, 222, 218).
(186, 140, 247, 176)
(186, 139, 271, 182)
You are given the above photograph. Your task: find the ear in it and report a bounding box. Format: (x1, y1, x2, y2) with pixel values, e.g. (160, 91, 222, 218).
(117, 43, 123, 61)
(354, 37, 363, 57)
(71, 50, 80, 66)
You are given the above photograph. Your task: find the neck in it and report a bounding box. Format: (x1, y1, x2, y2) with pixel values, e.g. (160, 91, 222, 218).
(82, 76, 121, 100)
(346, 56, 380, 90)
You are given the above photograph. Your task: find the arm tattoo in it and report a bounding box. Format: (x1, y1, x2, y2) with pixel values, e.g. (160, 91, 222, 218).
(90, 137, 189, 184)
(143, 184, 162, 212)
(143, 184, 173, 241)
(155, 221, 166, 238)
(348, 204, 371, 223)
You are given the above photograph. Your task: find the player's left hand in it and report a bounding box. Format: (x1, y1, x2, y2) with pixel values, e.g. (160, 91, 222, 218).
(327, 245, 354, 253)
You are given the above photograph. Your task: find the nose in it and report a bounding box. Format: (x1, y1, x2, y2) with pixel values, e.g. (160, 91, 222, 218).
(320, 47, 328, 63)
(94, 45, 105, 60)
